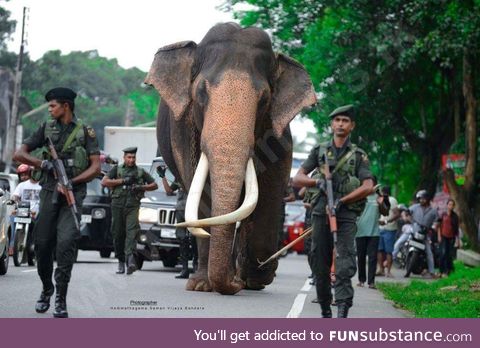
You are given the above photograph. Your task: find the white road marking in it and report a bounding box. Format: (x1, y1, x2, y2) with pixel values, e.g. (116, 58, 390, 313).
(301, 278, 312, 292)
(287, 293, 307, 318)
(286, 278, 313, 318)
(21, 269, 37, 273)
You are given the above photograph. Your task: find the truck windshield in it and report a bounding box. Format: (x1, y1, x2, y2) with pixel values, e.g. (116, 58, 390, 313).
(87, 177, 108, 196)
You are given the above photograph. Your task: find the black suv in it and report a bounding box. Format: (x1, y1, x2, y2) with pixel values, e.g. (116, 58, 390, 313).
(134, 157, 184, 269)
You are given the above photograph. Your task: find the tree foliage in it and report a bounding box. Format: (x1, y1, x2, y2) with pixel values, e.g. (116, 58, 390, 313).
(4, 49, 159, 146)
(226, 0, 480, 205)
(0, 1, 15, 51)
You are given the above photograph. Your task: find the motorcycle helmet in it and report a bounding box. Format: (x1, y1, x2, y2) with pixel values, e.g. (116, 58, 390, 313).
(415, 189, 429, 200)
(16, 163, 31, 175)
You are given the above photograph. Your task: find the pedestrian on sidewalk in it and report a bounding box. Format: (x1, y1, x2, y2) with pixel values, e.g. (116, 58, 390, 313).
(437, 199, 460, 277)
(355, 177, 388, 289)
(376, 186, 400, 278)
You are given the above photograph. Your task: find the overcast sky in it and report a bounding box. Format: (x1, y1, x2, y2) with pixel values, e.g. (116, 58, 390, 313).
(4, 0, 235, 71)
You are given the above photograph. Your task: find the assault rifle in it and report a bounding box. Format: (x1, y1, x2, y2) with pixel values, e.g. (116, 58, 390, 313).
(323, 150, 338, 249)
(46, 137, 81, 231)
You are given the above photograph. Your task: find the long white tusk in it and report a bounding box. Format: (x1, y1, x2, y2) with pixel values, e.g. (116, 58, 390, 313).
(176, 157, 258, 228)
(181, 152, 211, 238)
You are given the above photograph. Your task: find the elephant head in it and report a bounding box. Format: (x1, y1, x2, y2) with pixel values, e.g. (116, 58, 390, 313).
(145, 23, 316, 295)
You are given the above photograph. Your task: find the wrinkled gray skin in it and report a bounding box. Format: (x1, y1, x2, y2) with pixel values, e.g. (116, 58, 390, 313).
(145, 23, 316, 295)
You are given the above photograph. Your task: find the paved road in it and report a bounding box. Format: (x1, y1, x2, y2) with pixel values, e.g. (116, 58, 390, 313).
(0, 251, 407, 318)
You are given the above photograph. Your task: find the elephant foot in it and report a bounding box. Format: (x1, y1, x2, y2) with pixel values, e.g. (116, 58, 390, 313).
(186, 273, 213, 292)
(245, 279, 266, 290)
(211, 277, 245, 295)
(243, 261, 276, 290)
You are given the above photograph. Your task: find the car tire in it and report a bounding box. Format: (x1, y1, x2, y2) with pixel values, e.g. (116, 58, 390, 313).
(134, 253, 144, 270)
(162, 253, 178, 268)
(99, 249, 111, 258)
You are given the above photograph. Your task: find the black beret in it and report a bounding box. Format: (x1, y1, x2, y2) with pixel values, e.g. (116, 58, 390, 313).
(329, 104, 355, 120)
(122, 147, 137, 154)
(45, 87, 77, 102)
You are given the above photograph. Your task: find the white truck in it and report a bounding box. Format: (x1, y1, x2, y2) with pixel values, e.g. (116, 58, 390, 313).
(103, 126, 157, 164)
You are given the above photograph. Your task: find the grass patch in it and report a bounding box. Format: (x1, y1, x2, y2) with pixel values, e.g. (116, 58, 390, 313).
(377, 262, 480, 318)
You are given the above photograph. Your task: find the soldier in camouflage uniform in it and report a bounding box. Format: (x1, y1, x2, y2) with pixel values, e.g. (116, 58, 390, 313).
(101, 147, 157, 275)
(293, 105, 373, 318)
(13, 87, 101, 318)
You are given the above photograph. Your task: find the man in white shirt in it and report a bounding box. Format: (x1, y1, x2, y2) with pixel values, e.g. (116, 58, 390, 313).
(376, 186, 400, 277)
(12, 165, 42, 215)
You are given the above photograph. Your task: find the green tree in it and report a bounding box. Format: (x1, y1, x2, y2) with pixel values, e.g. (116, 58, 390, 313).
(18, 50, 159, 147)
(226, 0, 479, 207)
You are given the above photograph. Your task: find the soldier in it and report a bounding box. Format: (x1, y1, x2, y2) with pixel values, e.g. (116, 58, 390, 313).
(293, 105, 373, 318)
(13, 87, 101, 318)
(101, 147, 157, 275)
(158, 165, 198, 279)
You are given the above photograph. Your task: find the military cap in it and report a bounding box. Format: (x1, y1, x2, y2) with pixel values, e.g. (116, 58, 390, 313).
(45, 87, 77, 102)
(329, 104, 355, 120)
(122, 147, 137, 154)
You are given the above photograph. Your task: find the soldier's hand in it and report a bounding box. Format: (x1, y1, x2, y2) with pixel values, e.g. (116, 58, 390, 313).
(41, 160, 54, 172)
(131, 184, 144, 191)
(156, 165, 166, 178)
(123, 176, 135, 185)
(315, 178, 326, 193)
(333, 198, 343, 210)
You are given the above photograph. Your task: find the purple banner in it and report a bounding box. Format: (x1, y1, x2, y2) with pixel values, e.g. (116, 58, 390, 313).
(1, 318, 478, 348)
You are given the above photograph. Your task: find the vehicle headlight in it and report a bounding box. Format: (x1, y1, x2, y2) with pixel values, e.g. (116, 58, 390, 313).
(139, 234, 148, 243)
(92, 208, 106, 219)
(139, 207, 157, 223)
(414, 232, 425, 240)
(17, 207, 30, 217)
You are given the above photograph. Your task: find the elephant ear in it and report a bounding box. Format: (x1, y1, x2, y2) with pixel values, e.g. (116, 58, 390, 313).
(145, 41, 197, 120)
(270, 53, 317, 138)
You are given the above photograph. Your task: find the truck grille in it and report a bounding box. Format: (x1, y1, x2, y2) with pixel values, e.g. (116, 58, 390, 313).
(158, 208, 176, 226)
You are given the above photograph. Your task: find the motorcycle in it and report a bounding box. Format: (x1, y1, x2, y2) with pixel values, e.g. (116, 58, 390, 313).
(12, 201, 36, 267)
(404, 222, 428, 277)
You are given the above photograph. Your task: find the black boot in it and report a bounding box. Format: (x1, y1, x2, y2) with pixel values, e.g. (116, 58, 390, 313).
(126, 254, 137, 275)
(35, 284, 54, 313)
(53, 284, 68, 318)
(175, 259, 190, 279)
(116, 261, 125, 274)
(175, 238, 190, 279)
(337, 302, 350, 318)
(320, 302, 332, 318)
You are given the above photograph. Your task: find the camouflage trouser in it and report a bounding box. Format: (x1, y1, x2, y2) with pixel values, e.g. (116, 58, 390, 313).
(111, 206, 140, 262)
(311, 214, 357, 306)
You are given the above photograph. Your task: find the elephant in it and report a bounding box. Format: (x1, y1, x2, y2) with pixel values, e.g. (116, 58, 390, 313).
(145, 23, 316, 295)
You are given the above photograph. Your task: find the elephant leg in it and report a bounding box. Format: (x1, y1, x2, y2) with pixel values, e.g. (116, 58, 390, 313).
(186, 237, 212, 292)
(242, 178, 284, 290)
(242, 137, 291, 290)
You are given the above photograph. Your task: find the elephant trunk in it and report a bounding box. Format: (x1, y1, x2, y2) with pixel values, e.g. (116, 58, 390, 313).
(207, 149, 251, 294)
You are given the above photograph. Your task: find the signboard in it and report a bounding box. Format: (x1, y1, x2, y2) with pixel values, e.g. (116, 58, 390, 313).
(442, 154, 465, 192)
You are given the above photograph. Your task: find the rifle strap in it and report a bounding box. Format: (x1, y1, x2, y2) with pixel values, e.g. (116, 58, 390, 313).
(61, 122, 83, 152)
(331, 146, 356, 175)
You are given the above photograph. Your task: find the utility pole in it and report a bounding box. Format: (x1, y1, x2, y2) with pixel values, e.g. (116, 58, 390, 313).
(124, 99, 133, 126)
(3, 7, 28, 172)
